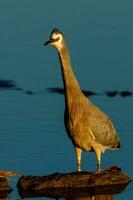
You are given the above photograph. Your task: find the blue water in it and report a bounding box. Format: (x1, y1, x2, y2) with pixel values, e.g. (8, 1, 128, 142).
(0, 0, 133, 199)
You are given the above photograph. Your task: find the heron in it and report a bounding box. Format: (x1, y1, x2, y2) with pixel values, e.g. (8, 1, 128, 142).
(44, 28, 120, 172)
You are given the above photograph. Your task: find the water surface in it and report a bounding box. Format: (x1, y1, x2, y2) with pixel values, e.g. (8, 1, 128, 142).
(0, 0, 133, 199)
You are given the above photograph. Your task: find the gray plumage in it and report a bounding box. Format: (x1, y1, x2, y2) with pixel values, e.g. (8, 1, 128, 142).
(45, 28, 120, 172)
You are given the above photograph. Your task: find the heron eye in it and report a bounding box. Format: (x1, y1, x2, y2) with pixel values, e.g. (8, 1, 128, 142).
(53, 37, 60, 42)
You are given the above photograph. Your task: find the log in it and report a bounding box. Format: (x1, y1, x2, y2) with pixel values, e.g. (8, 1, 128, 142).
(17, 166, 132, 198)
(0, 177, 12, 196)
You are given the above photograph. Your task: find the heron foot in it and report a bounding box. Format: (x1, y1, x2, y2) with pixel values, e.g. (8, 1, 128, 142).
(96, 164, 101, 174)
(75, 146, 82, 172)
(77, 164, 81, 172)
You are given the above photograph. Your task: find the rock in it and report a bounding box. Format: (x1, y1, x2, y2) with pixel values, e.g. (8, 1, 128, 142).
(17, 166, 132, 198)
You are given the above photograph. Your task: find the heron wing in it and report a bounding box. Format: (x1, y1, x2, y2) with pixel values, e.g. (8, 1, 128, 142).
(68, 96, 120, 148)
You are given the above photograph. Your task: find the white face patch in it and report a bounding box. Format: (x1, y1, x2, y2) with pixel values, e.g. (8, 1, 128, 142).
(51, 32, 64, 51)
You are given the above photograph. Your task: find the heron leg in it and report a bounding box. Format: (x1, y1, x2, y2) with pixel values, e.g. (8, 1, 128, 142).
(75, 146, 82, 172)
(94, 148, 101, 173)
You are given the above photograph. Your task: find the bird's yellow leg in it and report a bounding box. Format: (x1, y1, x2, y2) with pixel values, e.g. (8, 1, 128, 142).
(75, 146, 82, 172)
(94, 148, 101, 173)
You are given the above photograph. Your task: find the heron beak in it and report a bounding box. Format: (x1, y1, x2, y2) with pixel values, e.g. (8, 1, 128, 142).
(44, 40, 52, 46)
(44, 37, 60, 46)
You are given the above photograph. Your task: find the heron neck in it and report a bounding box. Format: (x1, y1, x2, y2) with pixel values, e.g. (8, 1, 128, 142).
(58, 42, 83, 108)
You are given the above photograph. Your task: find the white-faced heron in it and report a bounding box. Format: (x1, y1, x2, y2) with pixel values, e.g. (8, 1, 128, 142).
(44, 28, 120, 172)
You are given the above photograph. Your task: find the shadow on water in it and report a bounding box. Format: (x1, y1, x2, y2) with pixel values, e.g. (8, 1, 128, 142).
(0, 81, 132, 98)
(0, 79, 36, 95)
(47, 87, 133, 97)
(105, 91, 118, 97)
(47, 87, 99, 96)
(0, 79, 16, 89)
(105, 90, 133, 97)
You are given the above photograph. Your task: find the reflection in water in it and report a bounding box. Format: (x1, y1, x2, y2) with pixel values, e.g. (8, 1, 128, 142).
(0, 193, 114, 200)
(67, 195, 113, 200)
(0, 192, 8, 200)
(18, 179, 130, 200)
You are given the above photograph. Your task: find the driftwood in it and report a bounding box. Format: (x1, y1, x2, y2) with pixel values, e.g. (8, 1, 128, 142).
(17, 166, 132, 198)
(0, 177, 12, 195)
(0, 178, 12, 192)
(0, 170, 21, 199)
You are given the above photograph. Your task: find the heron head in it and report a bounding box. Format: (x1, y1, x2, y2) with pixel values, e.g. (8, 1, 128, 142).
(44, 28, 64, 50)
